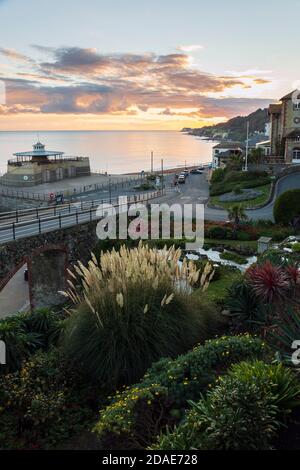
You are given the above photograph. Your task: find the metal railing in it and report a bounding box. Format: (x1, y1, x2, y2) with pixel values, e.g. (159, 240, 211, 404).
(0, 190, 165, 244)
(0, 174, 147, 201)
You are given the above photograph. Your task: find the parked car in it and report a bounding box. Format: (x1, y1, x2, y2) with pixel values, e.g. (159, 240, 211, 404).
(190, 168, 203, 174)
(178, 175, 186, 184)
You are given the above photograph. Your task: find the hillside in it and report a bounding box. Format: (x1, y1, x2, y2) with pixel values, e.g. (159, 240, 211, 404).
(183, 108, 269, 142)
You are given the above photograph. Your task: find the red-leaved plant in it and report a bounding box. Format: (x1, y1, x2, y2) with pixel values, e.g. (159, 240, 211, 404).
(246, 262, 290, 304)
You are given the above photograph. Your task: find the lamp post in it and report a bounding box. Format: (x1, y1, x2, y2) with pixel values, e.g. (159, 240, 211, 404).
(244, 121, 250, 172)
(108, 177, 112, 203)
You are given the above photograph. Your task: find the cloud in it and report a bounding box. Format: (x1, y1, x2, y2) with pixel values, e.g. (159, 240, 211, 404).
(0, 48, 33, 63)
(177, 45, 204, 52)
(0, 46, 274, 121)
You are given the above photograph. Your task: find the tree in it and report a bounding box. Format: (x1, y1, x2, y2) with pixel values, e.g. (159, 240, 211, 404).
(274, 189, 300, 227)
(227, 205, 248, 238)
(249, 148, 264, 165)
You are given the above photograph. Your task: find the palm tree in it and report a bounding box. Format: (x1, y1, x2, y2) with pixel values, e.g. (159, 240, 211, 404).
(227, 204, 248, 238)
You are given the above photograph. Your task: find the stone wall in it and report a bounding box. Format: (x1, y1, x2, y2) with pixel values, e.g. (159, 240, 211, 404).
(0, 220, 98, 309)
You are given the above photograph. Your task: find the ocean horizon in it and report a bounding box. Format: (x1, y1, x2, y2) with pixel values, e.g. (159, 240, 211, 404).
(0, 130, 216, 175)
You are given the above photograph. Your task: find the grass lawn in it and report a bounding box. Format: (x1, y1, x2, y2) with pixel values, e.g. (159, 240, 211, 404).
(210, 183, 271, 209)
(196, 267, 242, 305)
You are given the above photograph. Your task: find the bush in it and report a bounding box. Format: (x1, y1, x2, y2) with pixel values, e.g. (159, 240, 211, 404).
(224, 280, 263, 331)
(220, 251, 248, 265)
(246, 261, 294, 304)
(0, 317, 42, 373)
(93, 335, 267, 449)
(62, 244, 219, 388)
(210, 170, 270, 196)
(293, 243, 300, 253)
(210, 168, 226, 184)
(0, 308, 66, 373)
(0, 349, 96, 449)
(207, 225, 231, 240)
(274, 189, 300, 226)
(153, 361, 300, 450)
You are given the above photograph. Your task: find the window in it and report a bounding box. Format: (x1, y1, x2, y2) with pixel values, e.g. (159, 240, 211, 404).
(293, 148, 300, 160)
(294, 102, 300, 110)
(295, 136, 300, 142)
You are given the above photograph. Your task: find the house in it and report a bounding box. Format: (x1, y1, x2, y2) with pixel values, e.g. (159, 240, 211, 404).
(212, 142, 245, 168)
(269, 90, 300, 163)
(256, 140, 271, 156)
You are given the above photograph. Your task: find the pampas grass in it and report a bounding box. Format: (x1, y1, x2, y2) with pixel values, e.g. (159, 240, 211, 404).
(61, 243, 218, 388)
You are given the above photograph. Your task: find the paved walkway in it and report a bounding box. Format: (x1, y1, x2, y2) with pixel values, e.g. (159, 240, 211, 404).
(0, 264, 30, 318)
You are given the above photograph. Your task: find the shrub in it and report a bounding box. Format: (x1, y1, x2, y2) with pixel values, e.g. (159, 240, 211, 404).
(153, 361, 300, 450)
(210, 168, 226, 184)
(207, 225, 231, 240)
(0, 308, 66, 373)
(0, 349, 96, 449)
(224, 280, 264, 331)
(62, 244, 219, 388)
(293, 243, 300, 253)
(93, 335, 267, 449)
(274, 189, 300, 226)
(233, 185, 243, 195)
(246, 261, 290, 303)
(0, 317, 42, 373)
(220, 251, 248, 265)
(267, 301, 300, 362)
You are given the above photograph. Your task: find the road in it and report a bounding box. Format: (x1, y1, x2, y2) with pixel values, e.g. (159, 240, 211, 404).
(154, 171, 300, 222)
(1, 171, 300, 244)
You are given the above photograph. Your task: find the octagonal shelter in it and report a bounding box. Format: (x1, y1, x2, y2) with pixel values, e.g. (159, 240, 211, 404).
(2, 141, 90, 186)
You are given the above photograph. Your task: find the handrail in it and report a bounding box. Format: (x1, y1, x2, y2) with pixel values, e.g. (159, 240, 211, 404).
(0, 188, 166, 223)
(0, 189, 165, 243)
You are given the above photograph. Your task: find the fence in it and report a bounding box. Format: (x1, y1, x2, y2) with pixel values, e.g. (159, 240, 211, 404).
(0, 189, 165, 243)
(0, 174, 147, 202)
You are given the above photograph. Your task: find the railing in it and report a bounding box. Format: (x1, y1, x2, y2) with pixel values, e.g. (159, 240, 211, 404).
(0, 189, 165, 244)
(0, 175, 147, 201)
(8, 155, 90, 165)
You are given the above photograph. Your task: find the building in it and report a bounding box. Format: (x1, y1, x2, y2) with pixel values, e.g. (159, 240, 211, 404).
(256, 140, 271, 156)
(212, 142, 245, 168)
(269, 90, 300, 163)
(1, 141, 91, 186)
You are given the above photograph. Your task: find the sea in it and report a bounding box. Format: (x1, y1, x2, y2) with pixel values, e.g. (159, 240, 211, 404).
(0, 130, 216, 175)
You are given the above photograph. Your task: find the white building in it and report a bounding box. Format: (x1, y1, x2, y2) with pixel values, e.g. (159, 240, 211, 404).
(212, 142, 245, 168)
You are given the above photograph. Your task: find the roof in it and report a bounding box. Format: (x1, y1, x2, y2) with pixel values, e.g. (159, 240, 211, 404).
(14, 150, 64, 157)
(258, 237, 272, 243)
(256, 140, 271, 147)
(213, 141, 244, 150)
(280, 89, 300, 101)
(269, 104, 282, 114)
(13, 141, 64, 157)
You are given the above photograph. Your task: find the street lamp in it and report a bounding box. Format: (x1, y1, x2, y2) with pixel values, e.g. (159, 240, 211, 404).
(244, 121, 250, 172)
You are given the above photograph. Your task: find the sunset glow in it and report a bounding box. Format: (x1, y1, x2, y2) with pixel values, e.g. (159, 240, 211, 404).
(0, 0, 298, 130)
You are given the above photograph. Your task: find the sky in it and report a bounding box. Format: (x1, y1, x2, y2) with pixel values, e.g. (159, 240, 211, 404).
(0, 0, 299, 130)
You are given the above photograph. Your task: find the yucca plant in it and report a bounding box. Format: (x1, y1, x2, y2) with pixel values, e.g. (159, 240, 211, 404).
(61, 243, 219, 388)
